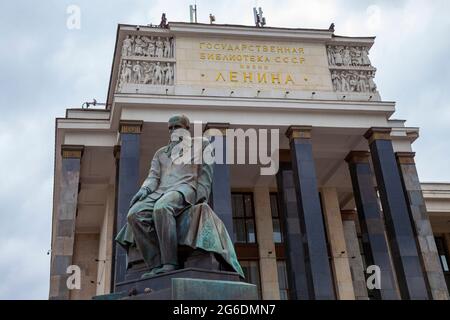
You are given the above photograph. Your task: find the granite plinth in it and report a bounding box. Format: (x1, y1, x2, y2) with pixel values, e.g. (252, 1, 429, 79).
(94, 268, 246, 300)
(172, 278, 258, 300)
(123, 277, 258, 300)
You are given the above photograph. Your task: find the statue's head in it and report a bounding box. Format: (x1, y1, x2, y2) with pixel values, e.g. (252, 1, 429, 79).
(168, 114, 190, 133)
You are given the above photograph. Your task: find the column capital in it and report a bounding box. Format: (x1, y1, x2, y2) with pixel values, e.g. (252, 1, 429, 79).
(364, 127, 392, 144)
(395, 152, 416, 164)
(119, 120, 143, 134)
(204, 122, 230, 135)
(61, 145, 84, 159)
(285, 125, 312, 140)
(345, 151, 371, 164)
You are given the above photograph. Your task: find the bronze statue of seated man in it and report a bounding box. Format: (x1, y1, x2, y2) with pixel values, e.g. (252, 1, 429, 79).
(115, 114, 243, 279)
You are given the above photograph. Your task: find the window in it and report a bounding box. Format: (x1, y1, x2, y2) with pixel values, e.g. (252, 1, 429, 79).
(232, 193, 260, 296)
(231, 193, 256, 243)
(270, 193, 284, 243)
(240, 260, 262, 299)
(435, 237, 449, 272)
(357, 236, 368, 271)
(435, 236, 450, 294)
(277, 260, 289, 300)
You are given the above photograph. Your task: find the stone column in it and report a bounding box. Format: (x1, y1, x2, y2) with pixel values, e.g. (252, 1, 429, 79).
(320, 188, 355, 300)
(364, 128, 429, 299)
(276, 163, 309, 300)
(113, 120, 143, 289)
(345, 151, 399, 300)
(253, 187, 281, 300)
(204, 123, 234, 241)
(396, 152, 449, 300)
(342, 217, 369, 300)
(286, 126, 335, 300)
(50, 145, 84, 300)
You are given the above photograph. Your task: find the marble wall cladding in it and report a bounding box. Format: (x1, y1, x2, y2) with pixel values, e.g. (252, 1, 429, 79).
(343, 220, 369, 300)
(70, 233, 100, 300)
(254, 187, 280, 300)
(321, 188, 355, 300)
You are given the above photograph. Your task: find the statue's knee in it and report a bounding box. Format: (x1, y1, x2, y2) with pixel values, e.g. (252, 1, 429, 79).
(153, 203, 171, 216)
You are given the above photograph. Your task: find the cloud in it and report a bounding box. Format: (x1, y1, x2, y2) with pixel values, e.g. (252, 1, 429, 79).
(0, 116, 53, 300)
(366, 5, 381, 31)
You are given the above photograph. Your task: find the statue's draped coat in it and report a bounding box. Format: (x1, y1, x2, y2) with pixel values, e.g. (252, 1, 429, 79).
(115, 137, 244, 277)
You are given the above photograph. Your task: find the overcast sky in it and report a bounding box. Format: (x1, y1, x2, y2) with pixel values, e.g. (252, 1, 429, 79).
(0, 0, 449, 299)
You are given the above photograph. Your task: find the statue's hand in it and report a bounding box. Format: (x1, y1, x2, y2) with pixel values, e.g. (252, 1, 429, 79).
(139, 188, 149, 201)
(129, 188, 148, 207)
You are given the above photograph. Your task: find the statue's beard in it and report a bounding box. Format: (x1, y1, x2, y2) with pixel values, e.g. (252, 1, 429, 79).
(166, 128, 192, 156)
(166, 135, 183, 154)
(165, 138, 181, 154)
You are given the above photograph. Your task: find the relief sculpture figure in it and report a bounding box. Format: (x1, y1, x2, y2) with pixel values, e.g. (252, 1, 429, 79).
(331, 71, 341, 91)
(164, 63, 174, 85)
(361, 47, 371, 66)
(342, 46, 352, 66)
(155, 37, 164, 58)
(153, 62, 163, 85)
(333, 46, 343, 65)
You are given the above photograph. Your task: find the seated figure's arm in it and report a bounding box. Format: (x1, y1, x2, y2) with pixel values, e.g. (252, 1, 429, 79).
(130, 152, 160, 207)
(195, 138, 214, 204)
(141, 153, 160, 194)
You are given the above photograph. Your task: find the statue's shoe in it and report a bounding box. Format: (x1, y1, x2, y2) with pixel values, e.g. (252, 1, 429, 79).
(140, 264, 179, 279)
(153, 264, 180, 275)
(140, 267, 160, 279)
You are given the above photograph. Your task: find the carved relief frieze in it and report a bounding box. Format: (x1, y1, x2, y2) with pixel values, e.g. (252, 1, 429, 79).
(118, 60, 175, 90)
(122, 35, 174, 58)
(330, 70, 377, 93)
(327, 44, 378, 94)
(117, 34, 175, 92)
(327, 45, 371, 67)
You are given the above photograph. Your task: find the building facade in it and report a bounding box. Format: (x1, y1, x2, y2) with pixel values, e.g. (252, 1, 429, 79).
(49, 21, 450, 300)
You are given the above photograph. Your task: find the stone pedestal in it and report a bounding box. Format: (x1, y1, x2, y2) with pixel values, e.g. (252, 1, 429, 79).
(171, 278, 257, 300)
(94, 268, 257, 300)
